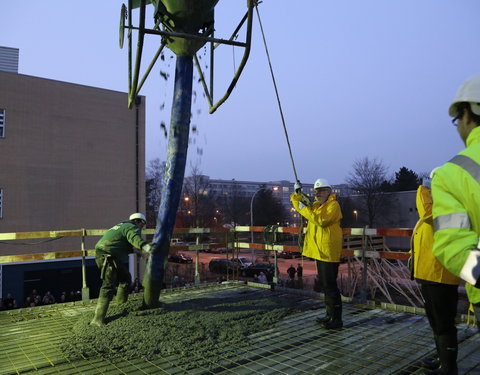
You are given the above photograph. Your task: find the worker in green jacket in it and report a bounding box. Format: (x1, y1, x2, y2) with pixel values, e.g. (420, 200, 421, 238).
(431, 74, 480, 373)
(90, 213, 152, 327)
(291, 178, 343, 329)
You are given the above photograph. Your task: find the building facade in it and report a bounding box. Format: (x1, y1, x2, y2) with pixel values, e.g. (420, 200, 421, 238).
(0, 54, 146, 303)
(183, 177, 350, 226)
(0, 70, 146, 254)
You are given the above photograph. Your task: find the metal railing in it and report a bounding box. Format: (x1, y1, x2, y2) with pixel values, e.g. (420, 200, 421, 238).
(0, 226, 418, 307)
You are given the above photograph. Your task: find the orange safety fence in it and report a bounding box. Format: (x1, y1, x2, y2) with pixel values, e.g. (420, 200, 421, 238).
(0, 226, 413, 264)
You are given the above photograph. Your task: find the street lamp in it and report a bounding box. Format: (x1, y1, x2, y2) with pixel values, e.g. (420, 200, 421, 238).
(353, 210, 358, 224)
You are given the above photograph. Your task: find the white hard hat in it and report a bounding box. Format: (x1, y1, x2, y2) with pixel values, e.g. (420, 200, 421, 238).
(314, 178, 331, 189)
(129, 213, 146, 223)
(449, 74, 480, 117)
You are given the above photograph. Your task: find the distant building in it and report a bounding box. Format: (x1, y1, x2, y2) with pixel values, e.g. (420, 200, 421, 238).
(340, 190, 418, 250)
(0, 71, 146, 242)
(184, 177, 349, 226)
(198, 176, 416, 238)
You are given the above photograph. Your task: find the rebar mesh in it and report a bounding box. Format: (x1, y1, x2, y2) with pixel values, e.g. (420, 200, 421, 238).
(0, 283, 479, 375)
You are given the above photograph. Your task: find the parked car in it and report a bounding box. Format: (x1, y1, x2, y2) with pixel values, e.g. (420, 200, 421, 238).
(168, 253, 193, 263)
(276, 250, 299, 259)
(170, 238, 187, 246)
(230, 257, 252, 269)
(243, 262, 277, 281)
(209, 258, 240, 273)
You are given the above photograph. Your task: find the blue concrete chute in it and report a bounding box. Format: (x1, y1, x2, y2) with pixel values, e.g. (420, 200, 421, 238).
(120, 0, 258, 307)
(143, 55, 193, 307)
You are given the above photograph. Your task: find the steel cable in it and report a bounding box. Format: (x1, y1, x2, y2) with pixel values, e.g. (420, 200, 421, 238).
(255, 5, 299, 183)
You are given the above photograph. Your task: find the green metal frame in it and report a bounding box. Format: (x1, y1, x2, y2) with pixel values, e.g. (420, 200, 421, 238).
(120, 0, 257, 111)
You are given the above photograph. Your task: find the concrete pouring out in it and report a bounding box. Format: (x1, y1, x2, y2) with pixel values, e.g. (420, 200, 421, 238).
(61, 288, 310, 370)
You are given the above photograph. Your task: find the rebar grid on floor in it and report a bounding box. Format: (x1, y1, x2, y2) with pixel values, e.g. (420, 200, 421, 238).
(0, 283, 479, 375)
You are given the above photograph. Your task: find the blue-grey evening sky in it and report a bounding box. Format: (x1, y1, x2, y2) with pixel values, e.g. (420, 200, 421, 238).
(2, 1, 479, 185)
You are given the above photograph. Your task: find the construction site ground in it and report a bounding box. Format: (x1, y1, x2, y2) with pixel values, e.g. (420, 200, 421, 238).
(1, 282, 479, 375)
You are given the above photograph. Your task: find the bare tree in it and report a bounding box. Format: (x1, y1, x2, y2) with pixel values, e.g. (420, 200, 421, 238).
(346, 157, 389, 227)
(145, 158, 165, 227)
(253, 189, 288, 226)
(180, 164, 216, 227)
(216, 179, 250, 226)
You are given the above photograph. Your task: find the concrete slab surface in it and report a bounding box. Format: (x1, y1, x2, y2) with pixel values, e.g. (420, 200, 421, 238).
(0, 283, 479, 375)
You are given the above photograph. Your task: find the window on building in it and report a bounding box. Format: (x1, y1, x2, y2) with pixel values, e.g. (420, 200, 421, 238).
(0, 189, 3, 218)
(0, 109, 5, 138)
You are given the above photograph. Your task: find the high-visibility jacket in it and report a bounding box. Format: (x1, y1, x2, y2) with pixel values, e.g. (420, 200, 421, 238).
(290, 193, 343, 262)
(95, 221, 147, 263)
(411, 186, 458, 285)
(432, 126, 480, 303)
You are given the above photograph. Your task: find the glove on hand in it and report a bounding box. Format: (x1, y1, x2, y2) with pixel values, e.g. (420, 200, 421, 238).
(142, 243, 153, 253)
(459, 240, 480, 288)
(294, 181, 302, 192)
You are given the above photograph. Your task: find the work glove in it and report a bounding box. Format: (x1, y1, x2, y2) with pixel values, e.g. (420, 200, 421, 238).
(294, 181, 302, 193)
(460, 238, 480, 288)
(142, 243, 153, 254)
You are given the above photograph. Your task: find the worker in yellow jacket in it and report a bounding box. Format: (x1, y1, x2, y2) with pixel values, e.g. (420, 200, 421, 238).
(431, 74, 480, 374)
(411, 182, 459, 374)
(291, 178, 343, 329)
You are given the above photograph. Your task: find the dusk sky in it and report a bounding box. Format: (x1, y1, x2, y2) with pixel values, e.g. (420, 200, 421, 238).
(2, 1, 479, 185)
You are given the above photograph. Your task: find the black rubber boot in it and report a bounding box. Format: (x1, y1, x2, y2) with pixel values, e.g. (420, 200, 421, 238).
(423, 367, 457, 375)
(316, 315, 331, 324)
(421, 357, 440, 370)
(323, 302, 343, 330)
(424, 334, 457, 375)
(474, 303, 480, 332)
(422, 335, 440, 370)
(90, 297, 110, 327)
(316, 296, 332, 324)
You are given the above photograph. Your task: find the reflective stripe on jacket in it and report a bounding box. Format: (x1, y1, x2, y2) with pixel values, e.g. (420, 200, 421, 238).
(412, 186, 458, 285)
(95, 221, 146, 263)
(290, 193, 343, 262)
(432, 126, 480, 303)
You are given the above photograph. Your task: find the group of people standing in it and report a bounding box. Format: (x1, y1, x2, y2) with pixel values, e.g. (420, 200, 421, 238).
(86, 75, 480, 374)
(289, 74, 480, 375)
